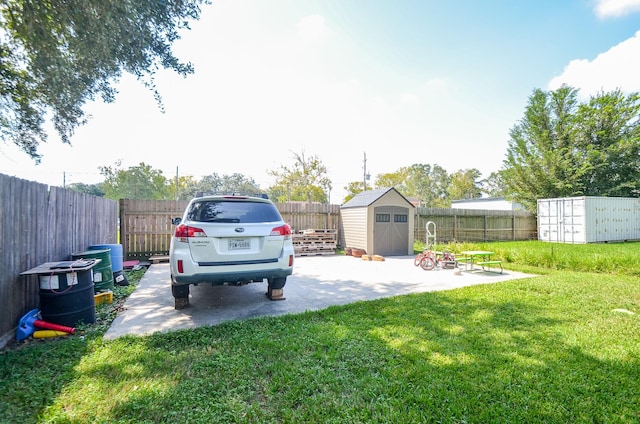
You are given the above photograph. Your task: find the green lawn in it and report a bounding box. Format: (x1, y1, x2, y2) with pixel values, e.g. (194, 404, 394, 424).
(1, 242, 639, 423)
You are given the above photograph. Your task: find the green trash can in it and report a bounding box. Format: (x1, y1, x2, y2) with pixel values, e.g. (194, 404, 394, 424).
(71, 249, 114, 292)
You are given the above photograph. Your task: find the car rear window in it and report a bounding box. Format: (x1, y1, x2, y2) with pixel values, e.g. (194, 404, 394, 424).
(186, 200, 282, 223)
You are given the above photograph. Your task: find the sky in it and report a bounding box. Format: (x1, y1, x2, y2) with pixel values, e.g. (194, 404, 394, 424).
(2, 0, 640, 203)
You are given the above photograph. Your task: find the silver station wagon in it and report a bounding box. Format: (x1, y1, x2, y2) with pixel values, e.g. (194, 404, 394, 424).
(169, 194, 294, 309)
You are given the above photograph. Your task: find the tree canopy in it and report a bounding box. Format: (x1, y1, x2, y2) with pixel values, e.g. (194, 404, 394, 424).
(500, 85, 640, 211)
(100, 161, 171, 200)
(0, 0, 208, 161)
(480, 171, 508, 198)
(368, 164, 482, 207)
(177, 173, 262, 200)
(96, 163, 264, 201)
(342, 181, 367, 203)
(268, 151, 332, 203)
(66, 182, 105, 197)
(448, 169, 483, 201)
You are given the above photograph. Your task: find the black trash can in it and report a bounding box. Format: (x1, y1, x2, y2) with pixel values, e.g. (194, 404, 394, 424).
(21, 259, 98, 327)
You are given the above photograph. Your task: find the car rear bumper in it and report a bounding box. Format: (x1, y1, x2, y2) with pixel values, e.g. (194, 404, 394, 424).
(171, 267, 293, 285)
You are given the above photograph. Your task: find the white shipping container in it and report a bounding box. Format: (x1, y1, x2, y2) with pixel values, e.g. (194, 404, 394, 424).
(537, 196, 640, 243)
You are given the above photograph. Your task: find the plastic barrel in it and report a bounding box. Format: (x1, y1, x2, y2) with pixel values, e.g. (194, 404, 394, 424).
(71, 249, 114, 292)
(89, 244, 128, 286)
(39, 268, 96, 327)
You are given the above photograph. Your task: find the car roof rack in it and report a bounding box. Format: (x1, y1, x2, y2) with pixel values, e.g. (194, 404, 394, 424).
(195, 191, 269, 199)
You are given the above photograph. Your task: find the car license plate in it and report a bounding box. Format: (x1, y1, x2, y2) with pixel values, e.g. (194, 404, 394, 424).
(228, 238, 250, 250)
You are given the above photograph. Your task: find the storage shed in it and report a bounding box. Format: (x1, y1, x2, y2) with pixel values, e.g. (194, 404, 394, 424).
(341, 187, 415, 256)
(537, 196, 640, 243)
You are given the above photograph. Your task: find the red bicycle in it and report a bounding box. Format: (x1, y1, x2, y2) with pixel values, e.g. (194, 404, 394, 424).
(414, 250, 456, 271)
(414, 250, 431, 267)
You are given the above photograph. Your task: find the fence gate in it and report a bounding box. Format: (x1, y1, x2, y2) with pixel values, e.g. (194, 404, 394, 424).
(119, 199, 188, 260)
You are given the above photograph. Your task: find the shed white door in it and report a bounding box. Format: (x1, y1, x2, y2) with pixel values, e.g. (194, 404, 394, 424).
(373, 206, 409, 256)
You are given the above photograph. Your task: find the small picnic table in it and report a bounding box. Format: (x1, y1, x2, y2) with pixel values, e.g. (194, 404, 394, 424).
(458, 250, 502, 273)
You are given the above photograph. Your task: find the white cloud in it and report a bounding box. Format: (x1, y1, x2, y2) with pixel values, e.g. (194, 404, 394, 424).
(296, 15, 330, 42)
(421, 77, 451, 91)
(548, 30, 640, 97)
(400, 93, 419, 106)
(594, 0, 640, 18)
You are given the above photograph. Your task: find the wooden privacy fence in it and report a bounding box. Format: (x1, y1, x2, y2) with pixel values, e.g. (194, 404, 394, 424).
(415, 208, 537, 243)
(119, 200, 343, 260)
(277, 202, 342, 234)
(119, 199, 189, 260)
(0, 174, 118, 349)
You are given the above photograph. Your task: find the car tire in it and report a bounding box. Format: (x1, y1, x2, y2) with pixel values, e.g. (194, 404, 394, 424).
(268, 277, 287, 290)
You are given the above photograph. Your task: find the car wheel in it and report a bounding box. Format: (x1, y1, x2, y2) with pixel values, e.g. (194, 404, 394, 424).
(268, 277, 287, 290)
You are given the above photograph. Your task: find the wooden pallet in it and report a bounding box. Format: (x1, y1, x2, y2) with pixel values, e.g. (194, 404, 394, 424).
(294, 242, 336, 248)
(293, 229, 337, 256)
(301, 228, 337, 235)
(296, 250, 335, 257)
(295, 244, 335, 253)
(293, 235, 336, 243)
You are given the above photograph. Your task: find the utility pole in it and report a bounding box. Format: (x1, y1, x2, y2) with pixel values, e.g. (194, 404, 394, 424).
(175, 166, 179, 200)
(363, 152, 370, 191)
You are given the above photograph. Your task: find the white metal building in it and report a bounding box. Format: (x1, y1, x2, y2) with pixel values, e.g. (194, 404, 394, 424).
(451, 197, 525, 211)
(537, 196, 640, 243)
(341, 187, 415, 256)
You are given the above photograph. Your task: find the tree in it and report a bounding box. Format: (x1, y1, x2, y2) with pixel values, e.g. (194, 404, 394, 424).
(342, 181, 366, 203)
(177, 173, 262, 199)
(574, 89, 640, 197)
(66, 182, 105, 197)
(501, 86, 584, 211)
(374, 164, 450, 207)
(219, 173, 263, 195)
(99, 161, 171, 199)
(0, 0, 209, 161)
(374, 171, 406, 193)
(404, 163, 450, 207)
(448, 168, 482, 200)
(268, 151, 332, 203)
(166, 175, 198, 201)
(501, 85, 640, 211)
(481, 171, 508, 198)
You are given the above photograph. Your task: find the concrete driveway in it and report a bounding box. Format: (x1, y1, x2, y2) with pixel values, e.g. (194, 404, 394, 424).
(104, 255, 535, 340)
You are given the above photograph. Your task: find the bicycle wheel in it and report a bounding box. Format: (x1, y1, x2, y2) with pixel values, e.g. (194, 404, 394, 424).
(420, 256, 436, 270)
(414, 254, 424, 267)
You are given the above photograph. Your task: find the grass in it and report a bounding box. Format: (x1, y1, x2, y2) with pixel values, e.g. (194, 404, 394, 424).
(415, 239, 640, 275)
(1, 243, 639, 423)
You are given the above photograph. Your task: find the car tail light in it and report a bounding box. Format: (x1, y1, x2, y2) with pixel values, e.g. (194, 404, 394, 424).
(174, 224, 207, 242)
(271, 224, 292, 239)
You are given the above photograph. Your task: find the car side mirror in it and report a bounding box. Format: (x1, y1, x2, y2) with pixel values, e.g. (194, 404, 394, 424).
(171, 217, 182, 225)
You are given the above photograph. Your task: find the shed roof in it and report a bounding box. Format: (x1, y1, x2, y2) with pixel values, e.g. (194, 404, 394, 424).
(341, 187, 415, 209)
